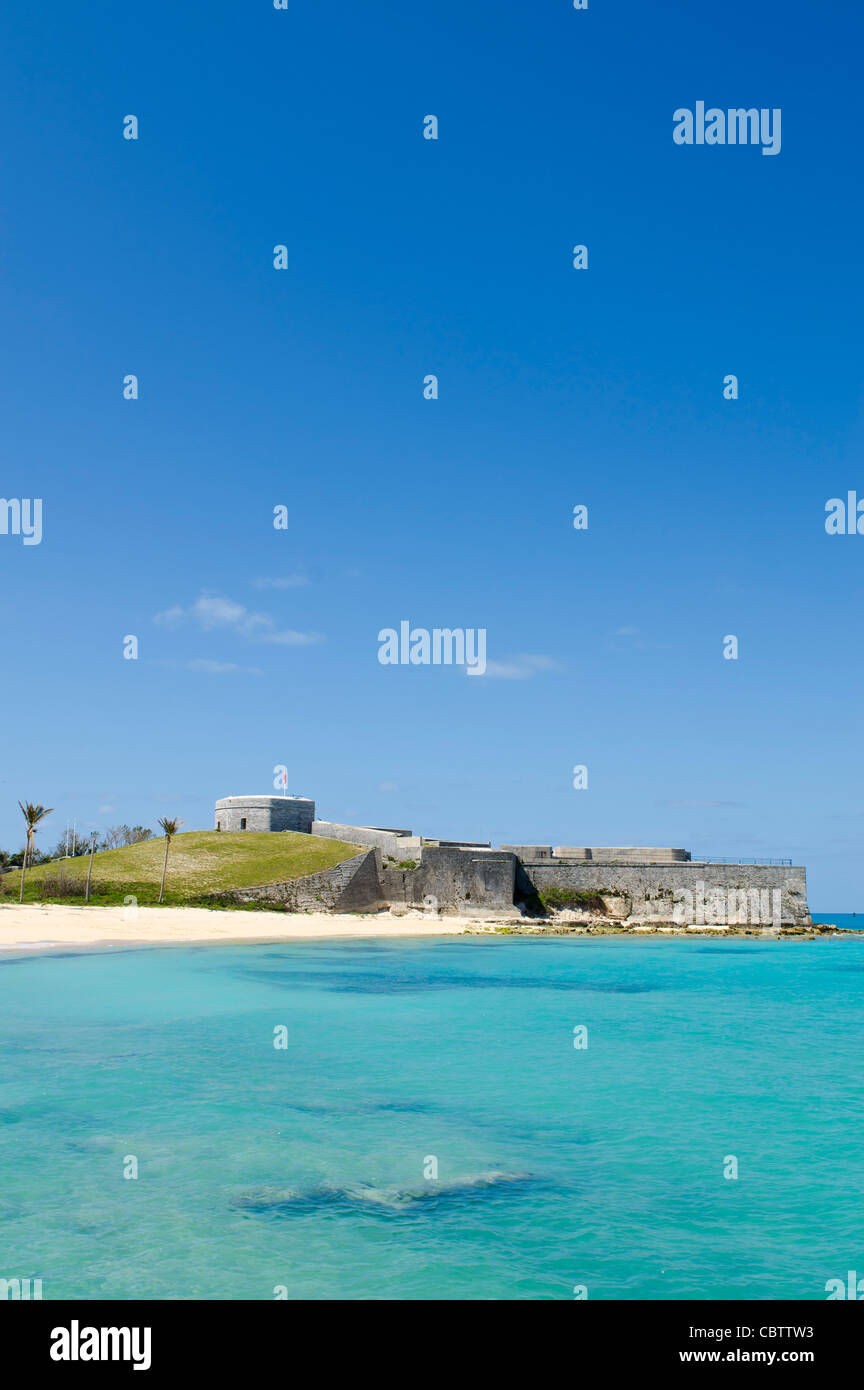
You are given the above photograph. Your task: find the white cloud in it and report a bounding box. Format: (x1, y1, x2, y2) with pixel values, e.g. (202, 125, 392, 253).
(252, 576, 310, 590)
(154, 593, 322, 647)
(185, 659, 263, 675)
(154, 605, 185, 627)
(661, 799, 743, 808)
(477, 654, 561, 680)
(609, 626, 669, 653)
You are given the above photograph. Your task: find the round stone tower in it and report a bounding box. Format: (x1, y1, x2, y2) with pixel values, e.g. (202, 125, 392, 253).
(214, 795, 315, 834)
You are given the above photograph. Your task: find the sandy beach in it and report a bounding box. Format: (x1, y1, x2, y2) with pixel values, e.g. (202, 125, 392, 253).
(0, 904, 830, 952)
(0, 902, 476, 950)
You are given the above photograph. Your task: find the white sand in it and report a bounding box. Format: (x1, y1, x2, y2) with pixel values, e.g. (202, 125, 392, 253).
(0, 902, 480, 950)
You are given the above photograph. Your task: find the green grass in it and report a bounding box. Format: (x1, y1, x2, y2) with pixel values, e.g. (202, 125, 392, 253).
(2, 831, 362, 907)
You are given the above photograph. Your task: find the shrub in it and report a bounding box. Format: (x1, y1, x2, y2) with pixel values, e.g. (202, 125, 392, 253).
(538, 888, 607, 913)
(26, 870, 92, 900)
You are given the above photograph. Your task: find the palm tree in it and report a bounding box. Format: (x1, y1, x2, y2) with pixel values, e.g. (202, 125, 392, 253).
(18, 801, 54, 903)
(85, 831, 99, 904)
(157, 817, 184, 904)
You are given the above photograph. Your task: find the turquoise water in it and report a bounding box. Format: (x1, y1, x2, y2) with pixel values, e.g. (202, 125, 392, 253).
(1, 934, 863, 1301)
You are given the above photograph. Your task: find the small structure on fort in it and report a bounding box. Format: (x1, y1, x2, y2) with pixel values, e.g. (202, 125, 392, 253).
(499, 846, 691, 864)
(215, 795, 315, 834)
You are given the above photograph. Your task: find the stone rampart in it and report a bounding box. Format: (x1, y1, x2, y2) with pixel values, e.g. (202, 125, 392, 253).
(382, 847, 517, 916)
(311, 820, 421, 859)
(518, 861, 810, 926)
(217, 849, 384, 913)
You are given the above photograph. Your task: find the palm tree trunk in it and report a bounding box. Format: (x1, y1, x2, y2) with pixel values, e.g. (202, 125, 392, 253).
(159, 836, 170, 904)
(85, 838, 96, 903)
(19, 833, 30, 903)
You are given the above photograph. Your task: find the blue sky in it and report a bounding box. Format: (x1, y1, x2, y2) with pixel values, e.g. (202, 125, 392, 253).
(1, 0, 862, 907)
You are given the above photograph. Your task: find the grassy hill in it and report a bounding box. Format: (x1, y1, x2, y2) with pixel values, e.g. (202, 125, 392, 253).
(2, 831, 362, 907)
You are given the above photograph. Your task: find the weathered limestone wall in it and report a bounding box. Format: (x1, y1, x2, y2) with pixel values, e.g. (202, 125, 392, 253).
(382, 848, 517, 917)
(311, 820, 421, 860)
(500, 845, 555, 860)
(220, 849, 384, 913)
(518, 862, 810, 926)
(377, 850, 809, 924)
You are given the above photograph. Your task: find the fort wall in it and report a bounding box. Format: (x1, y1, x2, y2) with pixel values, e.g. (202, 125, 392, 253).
(382, 848, 517, 917)
(218, 849, 384, 913)
(380, 851, 809, 924)
(211, 796, 811, 924)
(518, 861, 810, 926)
(311, 820, 419, 859)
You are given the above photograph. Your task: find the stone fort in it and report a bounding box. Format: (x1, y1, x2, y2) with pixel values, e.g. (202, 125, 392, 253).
(213, 794, 811, 928)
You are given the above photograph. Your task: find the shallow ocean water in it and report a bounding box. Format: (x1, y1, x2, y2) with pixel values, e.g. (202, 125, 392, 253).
(1, 932, 862, 1300)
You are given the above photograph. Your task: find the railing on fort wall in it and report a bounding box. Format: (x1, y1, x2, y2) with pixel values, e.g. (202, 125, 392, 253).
(694, 856, 793, 866)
